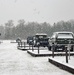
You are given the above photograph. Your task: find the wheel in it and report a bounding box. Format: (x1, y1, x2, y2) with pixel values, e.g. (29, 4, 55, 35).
(62, 46, 65, 51)
(48, 46, 51, 51)
(52, 45, 57, 52)
(70, 46, 73, 51)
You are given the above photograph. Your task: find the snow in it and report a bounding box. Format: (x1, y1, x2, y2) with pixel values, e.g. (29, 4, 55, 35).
(27, 47, 52, 54)
(0, 40, 73, 75)
(51, 56, 74, 68)
(27, 47, 74, 55)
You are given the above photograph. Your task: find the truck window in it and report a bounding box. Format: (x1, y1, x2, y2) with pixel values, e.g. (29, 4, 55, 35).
(57, 33, 73, 39)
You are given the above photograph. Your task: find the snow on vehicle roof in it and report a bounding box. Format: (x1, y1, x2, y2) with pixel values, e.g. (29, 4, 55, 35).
(35, 33, 47, 36)
(53, 31, 74, 34)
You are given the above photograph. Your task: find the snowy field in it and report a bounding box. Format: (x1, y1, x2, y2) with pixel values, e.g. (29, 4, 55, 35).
(0, 40, 73, 75)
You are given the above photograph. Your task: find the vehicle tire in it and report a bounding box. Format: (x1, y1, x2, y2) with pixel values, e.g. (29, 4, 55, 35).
(54, 46, 57, 52)
(52, 45, 57, 52)
(62, 46, 65, 52)
(70, 46, 73, 51)
(48, 46, 51, 51)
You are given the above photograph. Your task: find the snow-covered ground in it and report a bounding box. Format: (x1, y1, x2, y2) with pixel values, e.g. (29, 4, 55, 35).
(51, 56, 74, 68)
(0, 40, 73, 75)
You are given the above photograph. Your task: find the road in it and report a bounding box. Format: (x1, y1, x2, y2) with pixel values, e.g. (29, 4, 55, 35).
(0, 40, 72, 75)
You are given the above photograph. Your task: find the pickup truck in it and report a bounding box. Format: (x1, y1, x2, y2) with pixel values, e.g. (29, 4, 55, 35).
(48, 31, 74, 51)
(33, 33, 49, 47)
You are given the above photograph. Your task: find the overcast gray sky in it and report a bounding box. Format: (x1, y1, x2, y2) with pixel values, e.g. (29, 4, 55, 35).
(0, 0, 74, 25)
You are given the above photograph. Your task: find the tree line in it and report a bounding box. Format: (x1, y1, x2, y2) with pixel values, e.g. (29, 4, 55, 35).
(0, 19, 74, 40)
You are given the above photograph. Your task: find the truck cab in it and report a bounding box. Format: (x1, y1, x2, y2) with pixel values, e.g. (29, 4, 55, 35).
(33, 33, 49, 47)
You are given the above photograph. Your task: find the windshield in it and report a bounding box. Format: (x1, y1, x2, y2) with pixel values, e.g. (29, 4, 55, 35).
(36, 35, 47, 38)
(57, 33, 73, 39)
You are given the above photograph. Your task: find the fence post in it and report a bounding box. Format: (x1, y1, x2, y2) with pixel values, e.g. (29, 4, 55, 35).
(24, 42, 25, 48)
(52, 43, 55, 58)
(38, 46, 39, 54)
(32, 44, 34, 51)
(29, 45, 30, 50)
(21, 42, 22, 47)
(65, 46, 68, 63)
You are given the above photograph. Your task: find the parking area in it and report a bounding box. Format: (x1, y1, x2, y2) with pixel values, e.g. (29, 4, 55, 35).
(0, 40, 72, 75)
